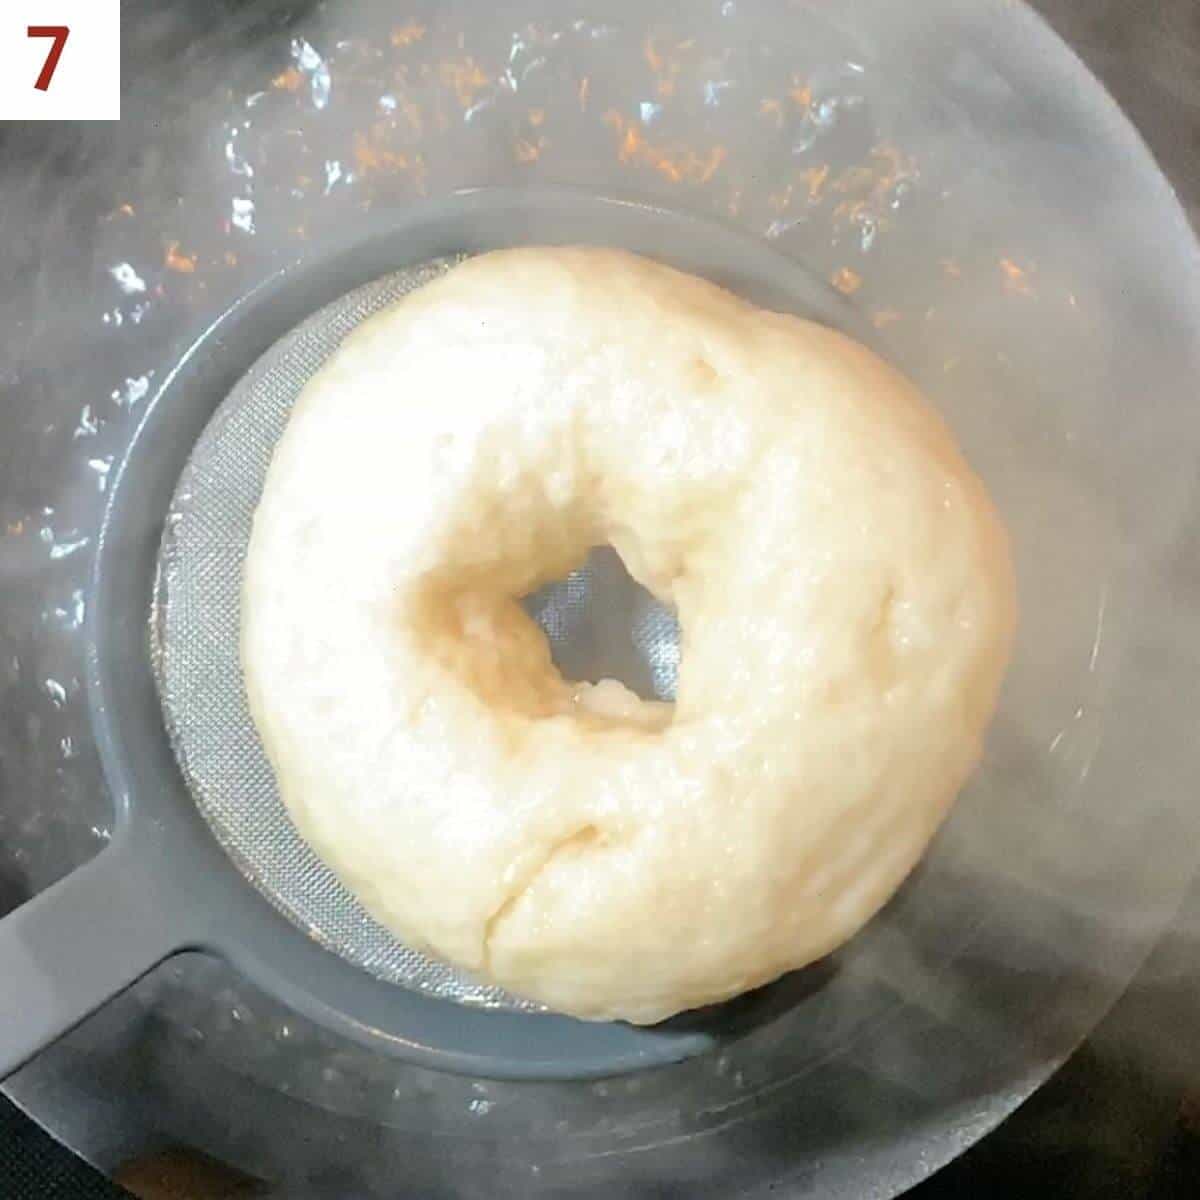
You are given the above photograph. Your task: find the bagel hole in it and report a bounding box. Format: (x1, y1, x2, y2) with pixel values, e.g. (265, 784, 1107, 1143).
(523, 545, 680, 708)
(410, 545, 679, 730)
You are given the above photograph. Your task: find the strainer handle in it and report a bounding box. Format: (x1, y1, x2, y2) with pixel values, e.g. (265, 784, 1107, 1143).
(0, 828, 188, 1080)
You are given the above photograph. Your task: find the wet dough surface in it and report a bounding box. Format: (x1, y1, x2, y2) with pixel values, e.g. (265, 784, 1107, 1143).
(243, 248, 1015, 1023)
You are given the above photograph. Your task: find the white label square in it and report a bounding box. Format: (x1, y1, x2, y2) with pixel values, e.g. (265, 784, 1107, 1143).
(0, 0, 120, 121)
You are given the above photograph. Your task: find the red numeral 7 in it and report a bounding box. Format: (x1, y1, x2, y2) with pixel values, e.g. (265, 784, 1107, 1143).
(28, 25, 70, 92)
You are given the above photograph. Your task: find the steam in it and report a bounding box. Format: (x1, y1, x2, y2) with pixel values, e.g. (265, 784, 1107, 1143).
(1, 0, 1198, 1190)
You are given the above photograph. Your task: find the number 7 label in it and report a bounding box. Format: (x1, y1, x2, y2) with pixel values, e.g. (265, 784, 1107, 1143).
(2, 2, 119, 120)
(28, 26, 70, 92)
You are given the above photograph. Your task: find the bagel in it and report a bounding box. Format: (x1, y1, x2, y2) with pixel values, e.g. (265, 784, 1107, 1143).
(242, 247, 1015, 1023)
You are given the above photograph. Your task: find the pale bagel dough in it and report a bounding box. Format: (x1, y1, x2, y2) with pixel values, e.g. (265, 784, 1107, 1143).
(242, 247, 1015, 1024)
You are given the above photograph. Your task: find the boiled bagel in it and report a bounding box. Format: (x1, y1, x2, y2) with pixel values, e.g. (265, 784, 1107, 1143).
(242, 247, 1015, 1023)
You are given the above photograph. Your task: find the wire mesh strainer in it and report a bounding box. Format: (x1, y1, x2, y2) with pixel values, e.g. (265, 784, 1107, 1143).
(2, 190, 885, 1079)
